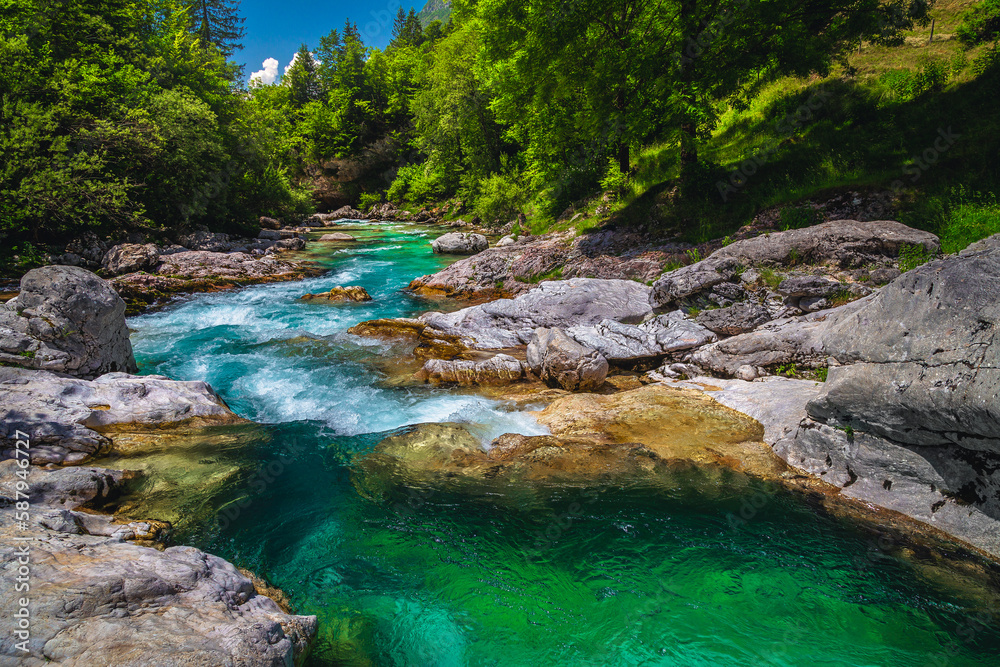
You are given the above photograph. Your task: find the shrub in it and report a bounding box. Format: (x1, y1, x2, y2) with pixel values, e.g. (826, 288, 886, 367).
(358, 192, 383, 212)
(957, 0, 1000, 47)
(474, 171, 530, 228)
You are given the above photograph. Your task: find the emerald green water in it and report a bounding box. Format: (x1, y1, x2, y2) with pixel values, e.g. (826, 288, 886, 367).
(130, 222, 1000, 666)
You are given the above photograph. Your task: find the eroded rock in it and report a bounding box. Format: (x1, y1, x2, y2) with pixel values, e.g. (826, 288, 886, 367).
(0, 367, 241, 465)
(418, 278, 653, 350)
(526, 328, 608, 391)
(301, 286, 372, 303)
(0, 266, 136, 377)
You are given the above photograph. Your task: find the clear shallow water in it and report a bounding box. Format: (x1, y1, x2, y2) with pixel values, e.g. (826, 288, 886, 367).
(129, 222, 1000, 666)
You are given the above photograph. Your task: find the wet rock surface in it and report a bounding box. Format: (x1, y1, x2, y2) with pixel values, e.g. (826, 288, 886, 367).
(0, 367, 242, 465)
(300, 286, 372, 303)
(431, 232, 489, 255)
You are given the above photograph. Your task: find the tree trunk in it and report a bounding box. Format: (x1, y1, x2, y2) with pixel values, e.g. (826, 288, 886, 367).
(617, 142, 630, 176)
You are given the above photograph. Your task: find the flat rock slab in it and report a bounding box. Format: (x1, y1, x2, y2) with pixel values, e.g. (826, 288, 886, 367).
(420, 278, 653, 349)
(0, 367, 240, 465)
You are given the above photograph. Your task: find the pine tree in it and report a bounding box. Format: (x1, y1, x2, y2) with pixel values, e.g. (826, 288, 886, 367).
(392, 7, 407, 43)
(284, 44, 320, 106)
(403, 9, 423, 46)
(189, 0, 246, 57)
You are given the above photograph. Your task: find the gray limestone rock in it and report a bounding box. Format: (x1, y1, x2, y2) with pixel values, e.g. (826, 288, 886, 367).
(0, 266, 136, 378)
(527, 328, 608, 392)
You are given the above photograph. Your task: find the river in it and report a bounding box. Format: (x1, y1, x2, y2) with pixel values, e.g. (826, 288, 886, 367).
(123, 221, 1000, 666)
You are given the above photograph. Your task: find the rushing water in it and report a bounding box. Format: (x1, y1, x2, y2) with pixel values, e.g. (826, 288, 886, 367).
(127, 222, 1000, 666)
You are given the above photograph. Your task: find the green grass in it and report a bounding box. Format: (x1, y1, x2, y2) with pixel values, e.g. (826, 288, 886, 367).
(933, 187, 1000, 252)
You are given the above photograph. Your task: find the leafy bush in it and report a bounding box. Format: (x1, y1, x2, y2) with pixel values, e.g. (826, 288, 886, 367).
(877, 59, 949, 101)
(599, 158, 629, 198)
(474, 171, 530, 228)
(358, 192, 384, 212)
(957, 0, 1000, 46)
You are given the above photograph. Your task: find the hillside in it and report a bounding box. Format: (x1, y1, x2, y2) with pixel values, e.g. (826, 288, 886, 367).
(418, 0, 452, 25)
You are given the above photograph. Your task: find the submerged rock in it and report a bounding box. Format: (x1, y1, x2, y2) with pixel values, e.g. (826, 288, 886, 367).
(348, 318, 472, 360)
(0, 265, 136, 377)
(301, 286, 372, 302)
(431, 232, 489, 255)
(526, 328, 608, 391)
(354, 384, 775, 498)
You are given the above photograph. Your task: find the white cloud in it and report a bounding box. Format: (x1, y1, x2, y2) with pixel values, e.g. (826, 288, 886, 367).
(249, 57, 279, 86)
(284, 53, 300, 76)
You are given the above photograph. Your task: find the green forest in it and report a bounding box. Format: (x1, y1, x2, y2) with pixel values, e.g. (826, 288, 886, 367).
(2, 0, 1000, 272)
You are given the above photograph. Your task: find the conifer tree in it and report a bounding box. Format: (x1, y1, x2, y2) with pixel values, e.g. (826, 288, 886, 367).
(189, 0, 246, 57)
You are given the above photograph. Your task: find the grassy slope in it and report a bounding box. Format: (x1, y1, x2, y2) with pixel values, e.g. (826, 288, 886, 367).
(537, 0, 1000, 253)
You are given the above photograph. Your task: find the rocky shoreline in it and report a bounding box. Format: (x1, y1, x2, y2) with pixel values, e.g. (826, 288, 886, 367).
(0, 266, 317, 664)
(4, 216, 1000, 663)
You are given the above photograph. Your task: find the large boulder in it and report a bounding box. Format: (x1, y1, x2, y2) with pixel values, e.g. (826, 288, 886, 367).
(809, 240, 1000, 451)
(0, 367, 241, 465)
(329, 205, 364, 220)
(681, 237, 1000, 558)
(419, 278, 653, 349)
(102, 243, 160, 276)
(431, 232, 489, 255)
(567, 312, 717, 364)
(0, 266, 136, 378)
(417, 354, 525, 386)
(154, 251, 300, 281)
(650, 220, 939, 309)
(526, 328, 608, 391)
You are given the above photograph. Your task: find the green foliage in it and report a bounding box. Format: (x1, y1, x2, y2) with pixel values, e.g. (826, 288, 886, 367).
(876, 58, 949, 102)
(898, 243, 935, 272)
(775, 363, 799, 378)
(473, 169, 529, 227)
(599, 158, 629, 199)
(685, 248, 702, 264)
(357, 192, 383, 212)
(957, 0, 1000, 47)
(933, 187, 1000, 253)
(815, 367, 829, 382)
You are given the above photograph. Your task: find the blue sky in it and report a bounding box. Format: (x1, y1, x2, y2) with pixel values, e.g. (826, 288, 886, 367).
(238, 0, 417, 82)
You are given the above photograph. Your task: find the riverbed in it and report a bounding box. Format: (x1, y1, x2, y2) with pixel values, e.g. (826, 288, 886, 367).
(123, 221, 1000, 666)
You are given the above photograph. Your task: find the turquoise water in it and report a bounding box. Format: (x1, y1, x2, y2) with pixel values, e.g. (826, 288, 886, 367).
(130, 222, 1000, 666)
